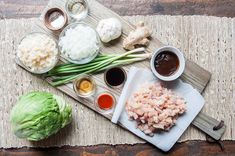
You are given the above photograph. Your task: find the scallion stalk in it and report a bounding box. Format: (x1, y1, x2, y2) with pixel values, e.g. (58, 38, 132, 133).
(49, 48, 150, 86)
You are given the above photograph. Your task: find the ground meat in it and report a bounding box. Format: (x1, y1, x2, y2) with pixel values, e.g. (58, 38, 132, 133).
(126, 82, 186, 136)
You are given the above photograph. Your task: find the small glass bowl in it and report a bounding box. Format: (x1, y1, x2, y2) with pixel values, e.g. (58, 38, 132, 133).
(73, 74, 96, 98)
(16, 32, 60, 74)
(58, 22, 101, 64)
(104, 67, 127, 89)
(65, 0, 89, 21)
(94, 92, 116, 115)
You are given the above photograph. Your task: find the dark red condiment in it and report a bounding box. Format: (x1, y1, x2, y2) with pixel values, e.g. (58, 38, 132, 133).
(154, 51, 179, 76)
(97, 93, 114, 110)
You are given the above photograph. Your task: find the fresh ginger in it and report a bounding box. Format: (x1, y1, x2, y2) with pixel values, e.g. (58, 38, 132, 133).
(123, 21, 151, 50)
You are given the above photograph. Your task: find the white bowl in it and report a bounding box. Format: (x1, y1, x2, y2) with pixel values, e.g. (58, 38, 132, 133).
(150, 46, 185, 81)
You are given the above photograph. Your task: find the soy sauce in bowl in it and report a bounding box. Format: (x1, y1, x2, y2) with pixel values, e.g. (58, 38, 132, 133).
(104, 67, 126, 88)
(154, 51, 179, 76)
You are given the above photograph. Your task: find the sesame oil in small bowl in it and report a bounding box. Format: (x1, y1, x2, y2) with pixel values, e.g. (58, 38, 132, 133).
(73, 74, 96, 98)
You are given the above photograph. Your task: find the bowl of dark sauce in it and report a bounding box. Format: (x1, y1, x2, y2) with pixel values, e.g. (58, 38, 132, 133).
(150, 46, 185, 81)
(104, 67, 127, 88)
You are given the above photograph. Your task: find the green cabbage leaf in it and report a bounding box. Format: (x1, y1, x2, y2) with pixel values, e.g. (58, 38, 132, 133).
(10, 91, 72, 141)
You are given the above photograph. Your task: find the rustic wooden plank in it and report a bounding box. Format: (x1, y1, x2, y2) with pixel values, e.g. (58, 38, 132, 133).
(1, 141, 235, 156)
(0, 0, 48, 19)
(193, 113, 226, 140)
(27, 0, 225, 143)
(181, 59, 211, 93)
(1, 0, 235, 19)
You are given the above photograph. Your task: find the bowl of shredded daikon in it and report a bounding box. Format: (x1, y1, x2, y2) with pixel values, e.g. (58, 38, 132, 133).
(58, 22, 101, 64)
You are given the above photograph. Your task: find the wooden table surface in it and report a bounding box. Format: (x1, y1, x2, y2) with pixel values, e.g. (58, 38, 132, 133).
(1, 0, 235, 18)
(0, 0, 235, 155)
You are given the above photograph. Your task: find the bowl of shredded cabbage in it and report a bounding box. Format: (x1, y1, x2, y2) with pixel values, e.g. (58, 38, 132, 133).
(16, 32, 59, 74)
(58, 22, 101, 64)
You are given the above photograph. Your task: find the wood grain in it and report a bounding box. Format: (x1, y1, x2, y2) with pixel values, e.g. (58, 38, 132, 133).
(0, 0, 235, 19)
(1, 15, 234, 148)
(1, 141, 235, 156)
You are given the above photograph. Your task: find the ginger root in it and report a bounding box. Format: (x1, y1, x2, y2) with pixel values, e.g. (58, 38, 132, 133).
(123, 21, 151, 50)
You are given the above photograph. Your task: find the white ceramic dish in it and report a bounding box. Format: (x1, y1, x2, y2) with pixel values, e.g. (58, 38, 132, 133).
(150, 46, 185, 81)
(111, 67, 205, 151)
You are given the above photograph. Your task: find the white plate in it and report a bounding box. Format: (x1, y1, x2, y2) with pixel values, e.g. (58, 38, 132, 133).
(111, 67, 205, 152)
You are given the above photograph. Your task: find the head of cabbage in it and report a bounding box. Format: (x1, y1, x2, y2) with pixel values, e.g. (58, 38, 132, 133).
(10, 91, 72, 141)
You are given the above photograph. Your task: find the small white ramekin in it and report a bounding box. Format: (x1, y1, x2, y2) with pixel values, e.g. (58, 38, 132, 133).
(150, 46, 185, 81)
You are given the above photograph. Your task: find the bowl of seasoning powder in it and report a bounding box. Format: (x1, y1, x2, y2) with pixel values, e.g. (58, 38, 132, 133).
(73, 74, 96, 98)
(150, 46, 185, 81)
(44, 7, 68, 31)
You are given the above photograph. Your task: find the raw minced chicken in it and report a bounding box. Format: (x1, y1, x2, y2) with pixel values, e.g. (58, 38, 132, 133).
(17, 33, 58, 72)
(126, 82, 186, 136)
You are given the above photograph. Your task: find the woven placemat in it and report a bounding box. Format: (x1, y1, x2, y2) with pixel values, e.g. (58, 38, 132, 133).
(0, 15, 234, 148)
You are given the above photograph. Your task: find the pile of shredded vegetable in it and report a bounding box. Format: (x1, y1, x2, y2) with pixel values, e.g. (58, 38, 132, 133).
(59, 24, 100, 61)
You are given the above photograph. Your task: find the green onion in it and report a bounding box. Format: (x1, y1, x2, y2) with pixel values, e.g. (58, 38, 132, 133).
(48, 48, 151, 86)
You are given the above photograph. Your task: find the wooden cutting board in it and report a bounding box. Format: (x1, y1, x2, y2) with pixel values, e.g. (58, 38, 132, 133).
(16, 0, 225, 145)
